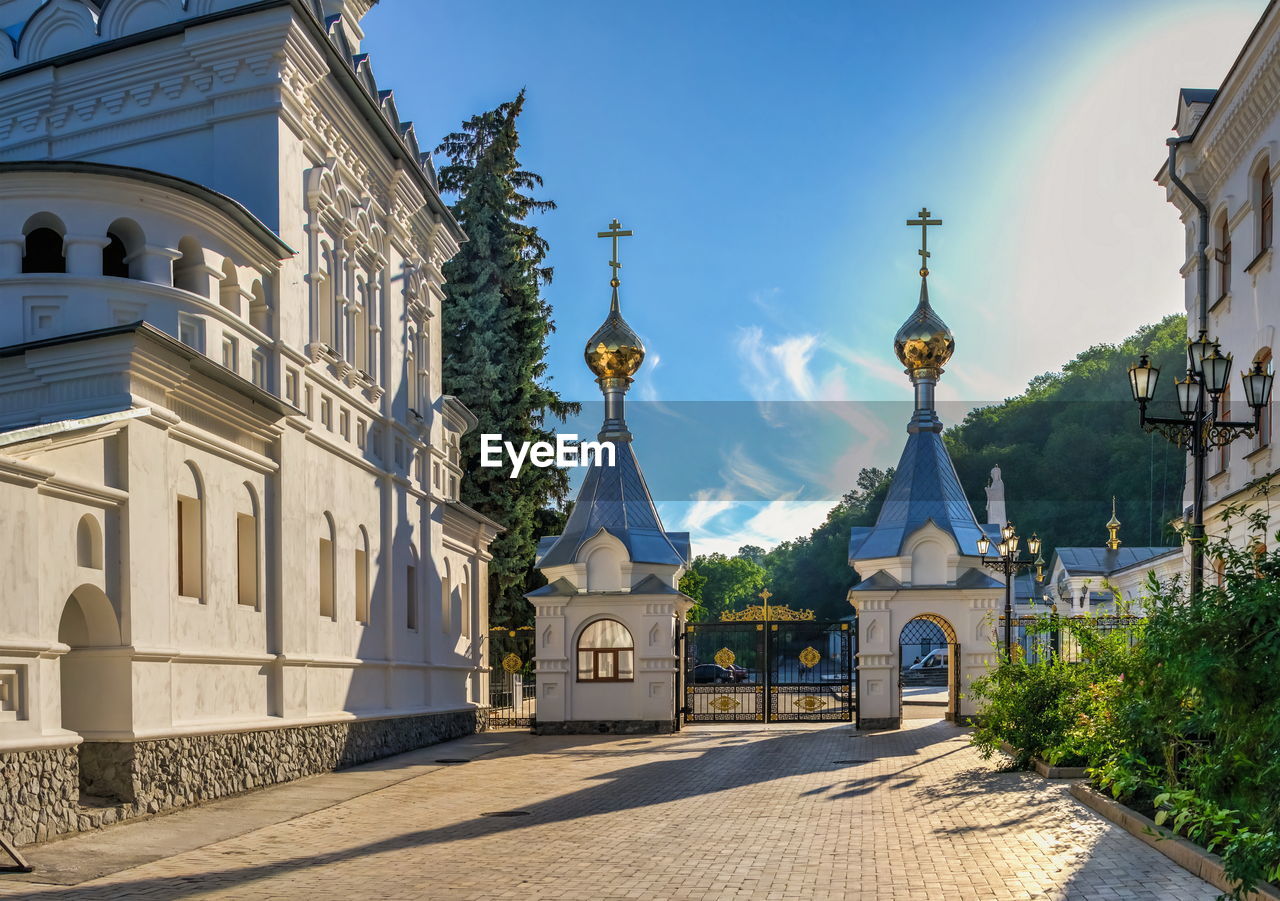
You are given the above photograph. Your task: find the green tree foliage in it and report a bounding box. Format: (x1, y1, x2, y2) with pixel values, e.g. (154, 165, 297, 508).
(436, 91, 578, 626)
(945, 314, 1189, 558)
(682, 552, 767, 622)
(741, 315, 1187, 618)
(763, 467, 894, 619)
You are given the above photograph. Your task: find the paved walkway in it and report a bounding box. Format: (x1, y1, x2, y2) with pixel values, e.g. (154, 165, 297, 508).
(0, 719, 1219, 900)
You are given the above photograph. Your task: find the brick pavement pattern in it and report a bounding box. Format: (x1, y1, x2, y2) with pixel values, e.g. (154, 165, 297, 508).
(0, 720, 1219, 900)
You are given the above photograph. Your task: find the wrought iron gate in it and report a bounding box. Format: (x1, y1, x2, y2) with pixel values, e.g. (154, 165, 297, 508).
(683, 620, 856, 723)
(488, 626, 535, 728)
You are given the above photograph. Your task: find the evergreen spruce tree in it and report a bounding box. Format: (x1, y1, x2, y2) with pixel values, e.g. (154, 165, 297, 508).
(436, 91, 577, 626)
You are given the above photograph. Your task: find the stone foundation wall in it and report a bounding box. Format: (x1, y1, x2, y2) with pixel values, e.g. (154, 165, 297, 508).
(533, 719, 676, 735)
(0, 746, 79, 845)
(857, 716, 900, 731)
(3, 708, 485, 846)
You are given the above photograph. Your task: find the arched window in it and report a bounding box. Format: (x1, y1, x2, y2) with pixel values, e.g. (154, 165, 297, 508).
(576, 619, 634, 682)
(355, 526, 370, 623)
(236, 484, 260, 608)
(317, 240, 334, 347)
(1216, 213, 1231, 299)
(219, 258, 239, 312)
(459, 567, 471, 638)
(366, 269, 381, 381)
(406, 546, 419, 631)
(22, 213, 66, 273)
(440, 558, 452, 634)
(249, 279, 270, 333)
(1261, 161, 1274, 254)
(1256, 348, 1273, 449)
(405, 330, 418, 417)
(76, 514, 102, 569)
(319, 513, 336, 619)
(176, 462, 204, 600)
(173, 237, 207, 296)
(103, 218, 144, 279)
(103, 234, 129, 278)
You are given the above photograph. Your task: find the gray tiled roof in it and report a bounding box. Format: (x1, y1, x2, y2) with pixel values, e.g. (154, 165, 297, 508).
(1054, 546, 1180, 576)
(849, 429, 986, 561)
(535, 440, 686, 569)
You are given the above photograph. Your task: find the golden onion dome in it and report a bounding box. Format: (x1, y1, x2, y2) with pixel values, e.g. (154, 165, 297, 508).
(894, 280, 955, 373)
(585, 293, 645, 380)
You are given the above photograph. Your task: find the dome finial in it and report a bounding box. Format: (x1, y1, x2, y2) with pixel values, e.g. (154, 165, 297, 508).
(585, 218, 645, 441)
(1106, 496, 1122, 550)
(894, 207, 954, 375)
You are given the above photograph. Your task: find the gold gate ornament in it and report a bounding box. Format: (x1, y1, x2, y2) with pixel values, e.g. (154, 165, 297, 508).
(501, 653, 523, 673)
(714, 647, 736, 668)
(798, 646, 821, 668)
(793, 695, 828, 712)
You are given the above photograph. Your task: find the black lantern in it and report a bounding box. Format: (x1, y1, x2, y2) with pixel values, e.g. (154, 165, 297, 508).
(1243, 360, 1275, 411)
(1202, 348, 1233, 395)
(1128, 355, 1159, 403)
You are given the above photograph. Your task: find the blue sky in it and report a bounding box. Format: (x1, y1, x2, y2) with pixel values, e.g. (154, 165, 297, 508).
(364, 0, 1263, 554)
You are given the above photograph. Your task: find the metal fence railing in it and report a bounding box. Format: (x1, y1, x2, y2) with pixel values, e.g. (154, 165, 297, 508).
(996, 614, 1144, 664)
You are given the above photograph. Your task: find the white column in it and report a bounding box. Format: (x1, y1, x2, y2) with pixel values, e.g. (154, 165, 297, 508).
(62, 234, 110, 276)
(133, 245, 182, 286)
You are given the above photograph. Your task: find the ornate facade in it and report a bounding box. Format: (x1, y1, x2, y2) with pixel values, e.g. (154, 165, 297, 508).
(0, 0, 499, 845)
(1159, 3, 1280, 552)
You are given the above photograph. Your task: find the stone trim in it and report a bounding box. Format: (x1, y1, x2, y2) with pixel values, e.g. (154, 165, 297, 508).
(1, 708, 484, 847)
(856, 717, 900, 731)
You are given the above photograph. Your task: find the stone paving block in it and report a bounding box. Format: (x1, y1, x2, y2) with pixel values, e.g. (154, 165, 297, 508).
(0, 720, 1224, 900)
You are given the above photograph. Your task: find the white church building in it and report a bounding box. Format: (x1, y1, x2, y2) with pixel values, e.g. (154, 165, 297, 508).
(1158, 2, 1280, 559)
(0, 0, 500, 845)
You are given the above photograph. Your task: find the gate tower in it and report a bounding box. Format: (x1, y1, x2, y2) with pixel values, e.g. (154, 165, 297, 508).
(847, 210, 1004, 728)
(528, 220, 693, 734)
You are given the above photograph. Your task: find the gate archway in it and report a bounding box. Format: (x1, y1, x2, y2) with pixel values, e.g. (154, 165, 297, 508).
(898, 613, 959, 722)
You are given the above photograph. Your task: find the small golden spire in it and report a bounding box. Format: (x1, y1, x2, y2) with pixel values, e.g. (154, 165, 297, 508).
(1106, 496, 1122, 550)
(895, 207, 954, 374)
(585, 218, 645, 381)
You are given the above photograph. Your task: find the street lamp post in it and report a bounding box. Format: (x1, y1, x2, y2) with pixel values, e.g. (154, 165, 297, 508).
(1127, 334, 1274, 596)
(977, 525, 1043, 662)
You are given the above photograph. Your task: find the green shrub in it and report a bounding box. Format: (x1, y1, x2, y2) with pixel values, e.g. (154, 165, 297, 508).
(971, 495, 1280, 899)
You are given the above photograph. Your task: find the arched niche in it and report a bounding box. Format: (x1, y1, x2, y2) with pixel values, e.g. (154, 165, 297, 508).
(75, 513, 103, 569)
(100, 0, 175, 41)
(18, 0, 97, 64)
(58, 585, 120, 649)
(58, 586, 126, 741)
(905, 523, 955, 586)
(580, 529, 627, 592)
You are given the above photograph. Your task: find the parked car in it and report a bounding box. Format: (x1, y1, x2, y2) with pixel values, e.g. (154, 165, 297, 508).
(725, 664, 750, 683)
(692, 664, 733, 684)
(908, 649, 948, 671)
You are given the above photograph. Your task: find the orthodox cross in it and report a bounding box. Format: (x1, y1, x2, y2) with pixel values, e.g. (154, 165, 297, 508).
(906, 207, 942, 277)
(759, 588, 772, 622)
(597, 218, 633, 288)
